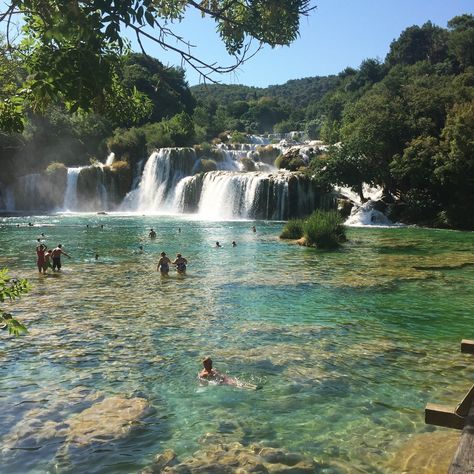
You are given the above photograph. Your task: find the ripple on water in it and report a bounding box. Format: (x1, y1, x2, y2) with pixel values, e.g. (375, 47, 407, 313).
(0, 218, 473, 472)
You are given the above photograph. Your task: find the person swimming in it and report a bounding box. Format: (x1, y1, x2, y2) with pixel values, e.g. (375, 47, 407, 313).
(198, 357, 261, 390)
(198, 357, 228, 385)
(232, 241, 237, 247)
(172, 253, 187, 274)
(157, 251, 171, 275)
(149, 228, 157, 238)
(215, 241, 222, 248)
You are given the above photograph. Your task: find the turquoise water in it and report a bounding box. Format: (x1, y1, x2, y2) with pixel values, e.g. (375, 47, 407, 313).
(1, 214, 473, 473)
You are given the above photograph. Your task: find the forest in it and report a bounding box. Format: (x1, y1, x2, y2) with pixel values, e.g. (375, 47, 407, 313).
(1, 14, 473, 228)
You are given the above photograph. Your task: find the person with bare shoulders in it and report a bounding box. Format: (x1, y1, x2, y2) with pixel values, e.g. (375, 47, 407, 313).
(157, 251, 171, 276)
(43, 248, 52, 273)
(198, 357, 260, 389)
(149, 228, 157, 238)
(172, 253, 187, 274)
(198, 357, 228, 384)
(51, 244, 71, 272)
(36, 243, 46, 273)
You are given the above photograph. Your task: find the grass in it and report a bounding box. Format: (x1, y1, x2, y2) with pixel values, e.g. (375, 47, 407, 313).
(280, 210, 346, 249)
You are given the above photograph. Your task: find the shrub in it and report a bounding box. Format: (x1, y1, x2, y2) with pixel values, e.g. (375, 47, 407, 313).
(198, 159, 217, 172)
(230, 131, 250, 143)
(275, 152, 306, 171)
(240, 157, 256, 171)
(110, 160, 130, 171)
(280, 219, 304, 239)
(107, 127, 147, 162)
(45, 162, 67, 175)
(303, 210, 346, 249)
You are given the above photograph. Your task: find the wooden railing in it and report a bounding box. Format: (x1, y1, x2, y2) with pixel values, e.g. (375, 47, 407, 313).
(425, 339, 474, 473)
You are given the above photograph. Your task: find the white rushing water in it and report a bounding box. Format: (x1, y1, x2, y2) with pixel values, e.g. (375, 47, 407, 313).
(123, 149, 198, 212)
(105, 153, 115, 166)
(62, 167, 84, 211)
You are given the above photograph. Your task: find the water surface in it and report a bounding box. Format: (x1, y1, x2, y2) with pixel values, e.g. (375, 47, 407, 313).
(1, 214, 473, 473)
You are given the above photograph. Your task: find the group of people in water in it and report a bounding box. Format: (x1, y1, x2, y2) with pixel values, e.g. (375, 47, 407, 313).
(157, 252, 187, 276)
(35, 240, 71, 273)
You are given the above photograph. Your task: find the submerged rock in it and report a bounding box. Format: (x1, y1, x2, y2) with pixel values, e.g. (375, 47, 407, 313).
(143, 441, 318, 473)
(387, 431, 459, 473)
(65, 395, 149, 446)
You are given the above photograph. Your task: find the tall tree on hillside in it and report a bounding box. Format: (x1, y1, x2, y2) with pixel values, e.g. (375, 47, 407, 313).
(447, 14, 474, 70)
(122, 54, 196, 124)
(386, 21, 449, 67)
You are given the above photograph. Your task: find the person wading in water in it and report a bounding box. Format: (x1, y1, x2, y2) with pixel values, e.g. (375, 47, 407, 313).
(51, 244, 71, 272)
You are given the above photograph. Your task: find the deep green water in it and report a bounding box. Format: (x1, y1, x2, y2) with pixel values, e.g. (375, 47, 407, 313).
(0, 214, 473, 473)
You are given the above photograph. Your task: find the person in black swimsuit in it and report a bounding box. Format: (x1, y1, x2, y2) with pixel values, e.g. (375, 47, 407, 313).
(157, 252, 171, 275)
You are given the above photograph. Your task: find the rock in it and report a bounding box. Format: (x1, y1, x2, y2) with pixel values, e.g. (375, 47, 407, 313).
(387, 431, 459, 473)
(146, 441, 318, 473)
(65, 396, 149, 446)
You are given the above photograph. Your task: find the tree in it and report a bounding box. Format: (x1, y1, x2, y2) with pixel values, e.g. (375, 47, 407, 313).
(0, 0, 314, 131)
(0, 268, 29, 336)
(447, 14, 474, 70)
(386, 21, 449, 67)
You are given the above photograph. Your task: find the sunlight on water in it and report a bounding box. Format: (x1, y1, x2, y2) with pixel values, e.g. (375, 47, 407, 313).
(0, 215, 473, 473)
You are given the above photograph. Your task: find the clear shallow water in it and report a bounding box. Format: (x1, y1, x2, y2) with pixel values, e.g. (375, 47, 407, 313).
(0, 214, 473, 473)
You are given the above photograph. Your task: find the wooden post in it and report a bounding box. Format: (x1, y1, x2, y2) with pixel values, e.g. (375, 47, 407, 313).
(449, 403, 474, 473)
(461, 339, 474, 354)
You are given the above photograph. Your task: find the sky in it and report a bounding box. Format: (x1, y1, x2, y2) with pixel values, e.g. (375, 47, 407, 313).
(127, 0, 474, 88)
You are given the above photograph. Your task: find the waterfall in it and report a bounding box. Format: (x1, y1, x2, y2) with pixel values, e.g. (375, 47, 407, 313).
(63, 167, 83, 211)
(0, 185, 15, 211)
(105, 153, 115, 166)
(123, 148, 198, 212)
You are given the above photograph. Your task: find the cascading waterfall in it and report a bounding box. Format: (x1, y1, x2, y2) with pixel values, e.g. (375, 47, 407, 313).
(5, 137, 334, 219)
(123, 148, 198, 212)
(63, 167, 83, 211)
(197, 172, 263, 219)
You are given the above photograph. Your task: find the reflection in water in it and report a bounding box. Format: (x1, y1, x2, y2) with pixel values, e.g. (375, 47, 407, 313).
(0, 216, 473, 472)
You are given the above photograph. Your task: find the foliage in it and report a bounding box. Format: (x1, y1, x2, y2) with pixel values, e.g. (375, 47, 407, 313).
(107, 127, 147, 164)
(275, 150, 306, 171)
(280, 219, 303, 239)
(198, 159, 218, 173)
(0, 0, 314, 130)
(280, 210, 346, 249)
(302, 210, 346, 249)
(240, 157, 256, 171)
(0, 268, 29, 336)
(46, 162, 67, 175)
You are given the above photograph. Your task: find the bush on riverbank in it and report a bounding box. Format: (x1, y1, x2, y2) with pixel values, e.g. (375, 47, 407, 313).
(280, 219, 304, 239)
(280, 210, 346, 249)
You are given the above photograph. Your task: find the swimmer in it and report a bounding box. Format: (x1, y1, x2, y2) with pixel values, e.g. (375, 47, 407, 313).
(172, 253, 187, 274)
(149, 228, 157, 238)
(198, 357, 230, 385)
(178, 227, 181, 234)
(252, 225, 256, 233)
(198, 357, 259, 389)
(157, 251, 171, 275)
(232, 241, 237, 247)
(215, 241, 222, 248)
(95, 253, 99, 260)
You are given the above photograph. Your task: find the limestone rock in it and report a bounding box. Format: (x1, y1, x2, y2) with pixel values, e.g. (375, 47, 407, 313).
(65, 396, 149, 446)
(146, 441, 318, 473)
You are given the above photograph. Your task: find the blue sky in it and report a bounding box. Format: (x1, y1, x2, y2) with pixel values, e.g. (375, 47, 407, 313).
(128, 0, 474, 87)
